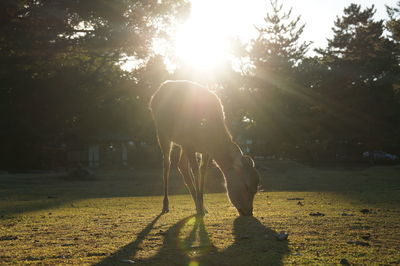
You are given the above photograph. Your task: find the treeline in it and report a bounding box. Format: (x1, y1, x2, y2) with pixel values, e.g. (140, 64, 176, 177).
(1, 1, 399, 169)
(228, 1, 400, 162)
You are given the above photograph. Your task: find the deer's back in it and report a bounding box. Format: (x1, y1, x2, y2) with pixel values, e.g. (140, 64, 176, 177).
(149, 80, 231, 153)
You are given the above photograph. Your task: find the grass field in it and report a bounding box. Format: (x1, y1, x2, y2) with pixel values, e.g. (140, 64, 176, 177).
(1, 160, 400, 265)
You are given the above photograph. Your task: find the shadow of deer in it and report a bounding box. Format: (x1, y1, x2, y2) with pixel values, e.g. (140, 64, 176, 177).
(95, 215, 289, 266)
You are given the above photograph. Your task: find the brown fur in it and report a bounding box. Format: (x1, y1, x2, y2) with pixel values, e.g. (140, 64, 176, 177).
(149, 80, 259, 216)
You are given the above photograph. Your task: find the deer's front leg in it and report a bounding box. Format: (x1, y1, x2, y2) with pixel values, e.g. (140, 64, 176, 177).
(159, 136, 172, 214)
(199, 154, 210, 214)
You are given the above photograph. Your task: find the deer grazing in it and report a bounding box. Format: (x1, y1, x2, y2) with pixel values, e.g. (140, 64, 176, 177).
(149, 80, 260, 216)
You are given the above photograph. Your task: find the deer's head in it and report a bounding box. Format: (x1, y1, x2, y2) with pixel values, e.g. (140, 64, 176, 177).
(225, 152, 260, 216)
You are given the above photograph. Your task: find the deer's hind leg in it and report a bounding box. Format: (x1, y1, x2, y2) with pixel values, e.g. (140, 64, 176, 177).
(158, 134, 172, 213)
(177, 148, 197, 207)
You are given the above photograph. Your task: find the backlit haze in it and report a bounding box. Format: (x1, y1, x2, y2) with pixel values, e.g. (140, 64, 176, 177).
(127, 0, 398, 71)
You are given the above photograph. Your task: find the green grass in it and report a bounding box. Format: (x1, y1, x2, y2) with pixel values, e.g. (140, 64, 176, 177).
(1, 161, 400, 265)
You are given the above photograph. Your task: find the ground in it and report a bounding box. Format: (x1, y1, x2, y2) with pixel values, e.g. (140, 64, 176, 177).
(0, 161, 400, 265)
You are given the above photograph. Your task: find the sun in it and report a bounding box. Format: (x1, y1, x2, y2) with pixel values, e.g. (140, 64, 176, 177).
(171, 0, 266, 71)
(174, 20, 230, 70)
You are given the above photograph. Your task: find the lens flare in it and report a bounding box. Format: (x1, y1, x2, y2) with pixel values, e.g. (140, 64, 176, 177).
(173, 0, 265, 70)
(189, 260, 199, 266)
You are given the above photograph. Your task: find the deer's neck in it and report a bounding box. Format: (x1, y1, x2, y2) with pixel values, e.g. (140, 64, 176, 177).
(213, 141, 241, 175)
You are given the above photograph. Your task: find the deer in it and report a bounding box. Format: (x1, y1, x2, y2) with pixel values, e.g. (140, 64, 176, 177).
(149, 80, 260, 216)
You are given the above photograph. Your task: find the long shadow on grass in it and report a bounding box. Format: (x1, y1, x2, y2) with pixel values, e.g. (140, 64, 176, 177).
(95, 215, 289, 265)
(95, 213, 163, 266)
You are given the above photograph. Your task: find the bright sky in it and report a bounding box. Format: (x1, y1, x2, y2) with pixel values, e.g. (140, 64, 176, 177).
(141, 0, 398, 72)
(270, 0, 398, 50)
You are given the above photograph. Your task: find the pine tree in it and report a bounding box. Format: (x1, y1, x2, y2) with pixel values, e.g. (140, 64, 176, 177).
(387, 1, 400, 86)
(317, 4, 393, 84)
(245, 0, 311, 157)
(387, 1, 400, 43)
(317, 4, 399, 159)
(249, 0, 310, 76)
(386, 1, 400, 153)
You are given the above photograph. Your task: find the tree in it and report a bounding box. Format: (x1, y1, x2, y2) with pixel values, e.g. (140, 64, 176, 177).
(387, 1, 400, 43)
(387, 1, 400, 88)
(0, 0, 187, 169)
(245, 0, 311, 157)
(316, 4, 400, 159)
(386, 1, 400, 153)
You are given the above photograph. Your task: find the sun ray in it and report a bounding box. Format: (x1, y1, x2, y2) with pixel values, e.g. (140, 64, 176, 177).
(171, 0, 266, 71)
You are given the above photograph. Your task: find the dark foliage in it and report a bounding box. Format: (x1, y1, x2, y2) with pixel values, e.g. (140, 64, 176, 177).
(0, 0, 187, 169)
(1, 0, 399, 169)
